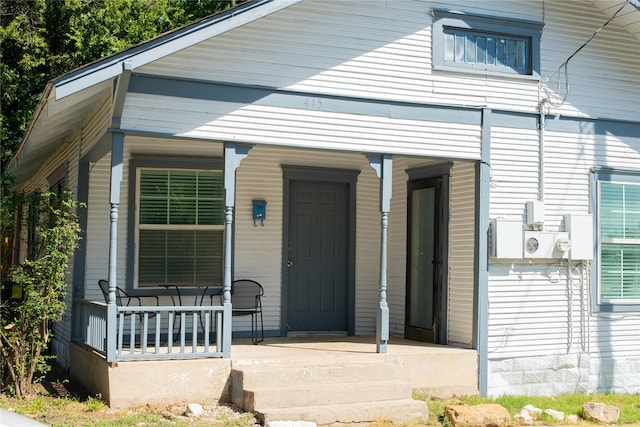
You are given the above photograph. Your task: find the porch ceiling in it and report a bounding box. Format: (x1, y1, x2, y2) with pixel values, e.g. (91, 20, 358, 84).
(7, 81, 112, 186)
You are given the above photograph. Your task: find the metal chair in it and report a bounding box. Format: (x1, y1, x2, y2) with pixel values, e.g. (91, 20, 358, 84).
(98, 280, 159, 319)
(231, 279, 264, 344)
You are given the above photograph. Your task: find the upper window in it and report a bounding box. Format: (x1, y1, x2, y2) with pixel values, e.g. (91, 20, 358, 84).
(594, 169, 640, 311)
(130, 157, 224, 288)
(432, 9, 543, 77)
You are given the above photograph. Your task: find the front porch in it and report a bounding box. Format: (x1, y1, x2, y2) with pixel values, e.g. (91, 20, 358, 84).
(69, 335, 478, 423)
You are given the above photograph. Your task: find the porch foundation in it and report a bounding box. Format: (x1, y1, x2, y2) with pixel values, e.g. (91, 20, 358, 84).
(70, 337, 477, 408)
(70, 343, 232, 408)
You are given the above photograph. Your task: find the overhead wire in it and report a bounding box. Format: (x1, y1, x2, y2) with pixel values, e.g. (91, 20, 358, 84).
(544, 0, 631, 108)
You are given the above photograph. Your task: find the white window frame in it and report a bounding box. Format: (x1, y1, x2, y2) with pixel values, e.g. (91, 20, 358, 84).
(128, 156, 224, 290)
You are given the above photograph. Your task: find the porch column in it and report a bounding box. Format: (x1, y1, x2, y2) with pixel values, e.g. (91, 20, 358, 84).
(367, 154, 392, 353)
(222, 143, 252, 357)
(106, 131, 124, 363)
(474, 108, 492, 395)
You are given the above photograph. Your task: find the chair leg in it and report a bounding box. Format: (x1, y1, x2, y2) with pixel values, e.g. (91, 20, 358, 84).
(252, 310, 264, 345)
(259, 309, 264, 343)
(251, 313, 257, 345)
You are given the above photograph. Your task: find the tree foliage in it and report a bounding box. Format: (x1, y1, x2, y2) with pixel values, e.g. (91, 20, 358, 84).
(0, 0, 244, 397)
(0, 190, 81, 398)
(0, 0, 241, 171)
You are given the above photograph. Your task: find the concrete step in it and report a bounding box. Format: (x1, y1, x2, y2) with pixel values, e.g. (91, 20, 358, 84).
(242, 380, 411, 410)
(230, 359, 428, 426)
(257, 398, 429, 426)
(233, 362, 398, 390)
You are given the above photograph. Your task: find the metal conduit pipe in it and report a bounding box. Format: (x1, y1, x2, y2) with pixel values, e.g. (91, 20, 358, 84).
(538, 99, 547, 203)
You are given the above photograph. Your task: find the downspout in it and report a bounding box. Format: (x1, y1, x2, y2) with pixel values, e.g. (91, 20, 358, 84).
(538, 99, 547, 203)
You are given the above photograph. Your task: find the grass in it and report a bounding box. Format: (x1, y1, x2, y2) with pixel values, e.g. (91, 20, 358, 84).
(3, 391, 640, 426)
(1, 362, 639, 427)
(0, 394, 259, 426)
(414, 392, 640, 426)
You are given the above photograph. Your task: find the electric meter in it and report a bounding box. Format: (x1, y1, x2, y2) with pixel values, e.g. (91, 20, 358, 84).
(525, 237, 539, 254)
(555, 237, 571, 253)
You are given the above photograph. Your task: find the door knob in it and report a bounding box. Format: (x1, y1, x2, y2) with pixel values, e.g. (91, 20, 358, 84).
(287, 260, 294, 267)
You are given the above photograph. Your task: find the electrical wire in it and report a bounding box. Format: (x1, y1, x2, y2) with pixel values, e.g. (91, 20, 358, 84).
(544, 0, 631, 108)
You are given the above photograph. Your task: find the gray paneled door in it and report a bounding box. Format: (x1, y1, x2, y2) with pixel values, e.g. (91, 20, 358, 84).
(287, 180, 348, 332)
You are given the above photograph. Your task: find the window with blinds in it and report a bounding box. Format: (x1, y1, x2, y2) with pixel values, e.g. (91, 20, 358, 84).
(136, 169, 224, 287)
(599, 181, 640, 303)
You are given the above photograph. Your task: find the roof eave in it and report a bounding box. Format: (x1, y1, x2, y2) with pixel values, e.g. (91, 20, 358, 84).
(6, 83, 54, 182)
(53, 0, 302, 100)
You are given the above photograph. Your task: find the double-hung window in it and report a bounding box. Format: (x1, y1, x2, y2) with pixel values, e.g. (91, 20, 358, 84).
(432, 9, 543, 77)
(594, 169, 640, 311)
(131, 156, 224, 288)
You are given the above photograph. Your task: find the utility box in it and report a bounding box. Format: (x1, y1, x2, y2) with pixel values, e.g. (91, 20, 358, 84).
(492, 218, 523, 258)
(526, 200, 544, 229)
(564, 214, 593, 260)
(523, 231, 570, 259)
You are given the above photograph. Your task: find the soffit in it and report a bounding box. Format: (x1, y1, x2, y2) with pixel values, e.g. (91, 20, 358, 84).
(590, 0, 640, 41)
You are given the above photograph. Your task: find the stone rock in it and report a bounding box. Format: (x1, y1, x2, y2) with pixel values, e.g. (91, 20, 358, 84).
(513, 409, 533, 425)
(522, 404, 542, 420)
(185, 403, 204, 417)
(543, 409, 565, 421)
(445, 404, 511, 427)
(566, 414, 579, 424)
(161, 410, 176, 420)
(267, 422, 317, 427)
(582, 402, 620, 424)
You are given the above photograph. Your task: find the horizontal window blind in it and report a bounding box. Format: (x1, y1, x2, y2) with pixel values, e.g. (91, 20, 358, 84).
(139, 230, 223, 286)
(137, 169, 223, 287)
(139, 170, 223, 225)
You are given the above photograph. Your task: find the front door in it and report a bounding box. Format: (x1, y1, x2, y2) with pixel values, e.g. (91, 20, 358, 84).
(286, 180, 349, 332)
(405, 176, 444, 343)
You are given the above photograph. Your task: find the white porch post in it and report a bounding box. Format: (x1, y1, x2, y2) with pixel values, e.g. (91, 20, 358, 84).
(367, 154, 392, 353)
(222, 143, 252, 357)
(106, 131, 124, 363)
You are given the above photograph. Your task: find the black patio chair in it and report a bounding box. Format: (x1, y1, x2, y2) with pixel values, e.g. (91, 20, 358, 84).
(231, 279, 264, 344)
(98, 279, 159, 321)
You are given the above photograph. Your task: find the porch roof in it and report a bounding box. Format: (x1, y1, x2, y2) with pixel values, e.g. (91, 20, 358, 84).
(6, 0, 303, 186)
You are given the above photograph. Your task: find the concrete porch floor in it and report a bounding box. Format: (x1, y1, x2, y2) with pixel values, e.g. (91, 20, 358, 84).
(232, 335, 472, 363)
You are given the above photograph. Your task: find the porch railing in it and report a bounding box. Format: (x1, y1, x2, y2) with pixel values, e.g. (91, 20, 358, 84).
(72, 299, 229, 361)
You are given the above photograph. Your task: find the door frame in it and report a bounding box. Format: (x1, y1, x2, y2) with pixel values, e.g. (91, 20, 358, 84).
(405, 163, 450, 344)
(281, 165, 359, 336)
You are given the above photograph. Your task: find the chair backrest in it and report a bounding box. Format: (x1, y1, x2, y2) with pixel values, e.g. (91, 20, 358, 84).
(231, 279, 264, 309)
(98, 280, 124, 306)
(98, 280, 110, 304)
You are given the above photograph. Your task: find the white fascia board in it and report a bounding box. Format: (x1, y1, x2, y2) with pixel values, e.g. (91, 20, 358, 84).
(54, 0, 302, 100)
(6, 83, 54, 177)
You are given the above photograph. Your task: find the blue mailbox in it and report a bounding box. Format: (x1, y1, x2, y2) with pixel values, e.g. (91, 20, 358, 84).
(252, 199, 267, 226)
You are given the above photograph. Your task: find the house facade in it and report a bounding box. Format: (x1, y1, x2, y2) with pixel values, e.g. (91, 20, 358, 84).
(6, 0, 640, 400)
